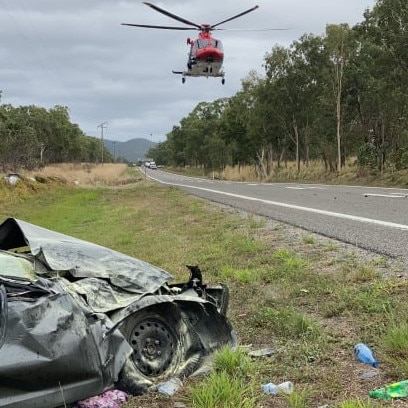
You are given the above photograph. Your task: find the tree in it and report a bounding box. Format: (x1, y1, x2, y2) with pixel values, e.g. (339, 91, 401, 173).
(323, 24, 356, 172)
(351, 0, 408, 171)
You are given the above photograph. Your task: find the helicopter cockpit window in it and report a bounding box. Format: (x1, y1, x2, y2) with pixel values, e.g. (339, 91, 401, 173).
(196, 39, 223, 50)
(196, 39, 209, 48)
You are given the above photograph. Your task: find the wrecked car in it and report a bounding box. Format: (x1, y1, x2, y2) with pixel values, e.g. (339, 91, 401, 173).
(0, 218, 236, 408)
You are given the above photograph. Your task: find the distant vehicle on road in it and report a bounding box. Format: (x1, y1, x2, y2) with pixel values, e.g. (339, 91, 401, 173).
(143, 161, 157, 169)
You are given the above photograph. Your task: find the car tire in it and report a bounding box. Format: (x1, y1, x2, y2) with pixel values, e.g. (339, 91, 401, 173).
(117, 302, 203, 392)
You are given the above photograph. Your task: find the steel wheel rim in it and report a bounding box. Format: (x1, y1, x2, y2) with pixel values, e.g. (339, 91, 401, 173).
(129, 317, 178, 377)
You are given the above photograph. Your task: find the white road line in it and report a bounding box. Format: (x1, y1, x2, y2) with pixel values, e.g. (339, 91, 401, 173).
(148, 175, 408, 231)
(364, 193, 408, 198)
(286, 186, 326, 190)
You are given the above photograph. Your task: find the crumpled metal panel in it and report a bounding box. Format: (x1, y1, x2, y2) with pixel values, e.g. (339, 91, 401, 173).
(64, 277, 145, 313)
(0, 278, 132, 408)
(0, 218, 172, 294)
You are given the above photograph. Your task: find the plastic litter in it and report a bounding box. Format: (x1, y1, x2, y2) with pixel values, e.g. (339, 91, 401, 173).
(354, 343, 378, 368)
(76, 389, 128, 408)
(157, 377, 183, 396)
(369, 379, 408, 400)
(278, 381, 294, 394)
(262, 381, 294, 395)
(262, 383, 279, 395)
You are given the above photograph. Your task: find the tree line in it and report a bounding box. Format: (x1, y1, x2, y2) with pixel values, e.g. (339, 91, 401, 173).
(0, 100, 112, 172)
(149, 0, 408, 176)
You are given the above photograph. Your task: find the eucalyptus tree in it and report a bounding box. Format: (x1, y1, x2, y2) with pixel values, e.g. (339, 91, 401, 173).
(147, 140, 173, 166)
(170, 99, 229, 170)
(0, 103, 110, 170)
(0, 105, 40, 170)
(352, 0, 408, 171)
(322, 24, 357, 172)
(262, 34, 328, 173)
(218, 89, 257, 170)
(243, 69, 284, 176)
(165, 126, 187, 167)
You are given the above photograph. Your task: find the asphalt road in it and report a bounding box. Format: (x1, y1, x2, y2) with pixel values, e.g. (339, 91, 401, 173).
(144, 168, 408, 262)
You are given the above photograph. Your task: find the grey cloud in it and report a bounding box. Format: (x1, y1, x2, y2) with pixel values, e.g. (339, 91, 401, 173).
(0, 0, 376, 142)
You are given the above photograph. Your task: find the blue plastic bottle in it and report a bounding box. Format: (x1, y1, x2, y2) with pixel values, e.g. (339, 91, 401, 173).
(262, 383, 279, 395)
(354, 343, 378, 368)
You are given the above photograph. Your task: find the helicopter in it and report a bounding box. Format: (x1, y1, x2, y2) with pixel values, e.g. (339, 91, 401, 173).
(122, 3, 263, 84)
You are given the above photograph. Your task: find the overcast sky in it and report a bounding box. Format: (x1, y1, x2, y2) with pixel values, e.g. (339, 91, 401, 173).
(0, 0, 376, 143)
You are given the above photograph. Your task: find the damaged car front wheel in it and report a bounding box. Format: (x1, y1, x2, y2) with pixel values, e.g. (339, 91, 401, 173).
(116, 302, 203, 392)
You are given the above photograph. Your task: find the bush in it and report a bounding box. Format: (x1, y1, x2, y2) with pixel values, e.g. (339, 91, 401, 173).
(357, 143, 377, 169)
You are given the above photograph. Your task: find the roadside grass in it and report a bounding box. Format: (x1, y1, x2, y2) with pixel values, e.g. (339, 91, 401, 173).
(187, 370, 258, 408)
(336, 400, 380, 408)
(186, 347, 258, 408)
(1, 167, 408, 407)
(172, 159, 408, 188)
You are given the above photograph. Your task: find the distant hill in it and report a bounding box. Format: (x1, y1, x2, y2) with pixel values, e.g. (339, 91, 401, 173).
(103, 138, 157, 163)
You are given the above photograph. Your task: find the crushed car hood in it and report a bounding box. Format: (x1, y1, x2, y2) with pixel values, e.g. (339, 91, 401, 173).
(0, 218, 172, 294)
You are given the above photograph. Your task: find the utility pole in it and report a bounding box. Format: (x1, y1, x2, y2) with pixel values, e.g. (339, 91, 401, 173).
(97, 121, 108, 166)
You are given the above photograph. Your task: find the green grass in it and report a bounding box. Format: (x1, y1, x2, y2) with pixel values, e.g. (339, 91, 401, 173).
(282, 389, 313, 408)
(212, 346, 253, 378)
(302, 235, 315, 245)
(1, 175, 407, 407)
(187, 370, 258, 408)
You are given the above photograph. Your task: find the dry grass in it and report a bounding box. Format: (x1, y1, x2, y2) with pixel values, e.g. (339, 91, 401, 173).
(214, 158, 408, 188)
(29, 163, 134, 186)
(219, 160, 354, 183)
(220, 165, 259, 182)
(0, 163, 142, 209)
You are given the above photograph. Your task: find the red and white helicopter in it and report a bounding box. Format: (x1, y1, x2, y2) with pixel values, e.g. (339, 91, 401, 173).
(122, 3, 275, 84)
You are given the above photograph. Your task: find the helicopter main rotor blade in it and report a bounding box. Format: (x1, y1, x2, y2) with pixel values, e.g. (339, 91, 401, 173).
(143, 2, 201, 29)
(211, 5, 259, 29)
(121, 23, 197, 30)
(215, 27, 292, 31)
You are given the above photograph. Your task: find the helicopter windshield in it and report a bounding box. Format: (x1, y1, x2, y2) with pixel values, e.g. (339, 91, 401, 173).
(195, 39, 223, 50)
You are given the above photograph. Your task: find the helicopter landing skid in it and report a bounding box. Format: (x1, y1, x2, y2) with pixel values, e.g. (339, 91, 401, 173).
(172, 70, 225, 85)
